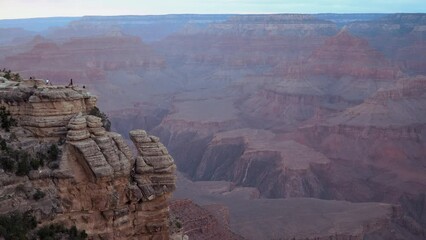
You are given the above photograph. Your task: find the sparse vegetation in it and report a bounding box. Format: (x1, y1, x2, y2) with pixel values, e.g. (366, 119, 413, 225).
(169, 215, 183, 232)
(89, 106, 111, 131)
(0, 155, 16, 172)
(175, 220, 182, 229)
(1, 68, 21, 81)
(33, 189, 46, 201)
(0, 138, 7, 151)
(0, 211, 37, 240)
(37, 224, 88, 240)
(47, 144, 59, 162)
(0, 212, 87, 240)
(0, 140, 61, 175)
(0, 106, 17, 132)
(16, 152, 32, 176)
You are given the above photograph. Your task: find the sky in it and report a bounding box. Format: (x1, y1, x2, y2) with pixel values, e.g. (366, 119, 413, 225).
(1, 0, 425, 19)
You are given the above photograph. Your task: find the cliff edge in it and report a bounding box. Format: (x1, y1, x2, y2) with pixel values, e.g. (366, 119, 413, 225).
(0, 76, 176, 239)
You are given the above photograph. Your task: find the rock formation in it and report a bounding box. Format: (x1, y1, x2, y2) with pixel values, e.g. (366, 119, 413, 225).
(0, 77, 176, 239)
(2, 35, 164, 83)
(169, 199, 244, 240)
(0, 78, 96, 138)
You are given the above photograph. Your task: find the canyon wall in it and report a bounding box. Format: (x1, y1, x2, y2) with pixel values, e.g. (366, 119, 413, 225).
(0, 77, 176, 239)
(1, 13, 426, 239)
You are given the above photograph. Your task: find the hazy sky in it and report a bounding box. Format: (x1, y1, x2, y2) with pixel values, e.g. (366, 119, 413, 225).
(1, 0, 425, 19)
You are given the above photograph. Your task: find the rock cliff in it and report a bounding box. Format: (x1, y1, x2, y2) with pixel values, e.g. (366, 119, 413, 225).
(2, 35, 164, 83)
(0, 77, 176, 239)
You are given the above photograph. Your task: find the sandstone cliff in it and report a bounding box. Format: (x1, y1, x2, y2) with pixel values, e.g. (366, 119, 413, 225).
(0, 77, 176, 239)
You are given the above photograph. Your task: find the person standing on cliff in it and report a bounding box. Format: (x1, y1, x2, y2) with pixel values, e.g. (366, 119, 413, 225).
(69, 78, 73, 86)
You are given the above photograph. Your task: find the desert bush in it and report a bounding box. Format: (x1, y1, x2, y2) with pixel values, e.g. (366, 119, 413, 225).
(16, 155, 32, 176)
(31, 158, 44, 170)
(0, 211, 87, 240)
(0, 156, 15, 172)
(37, 224, 88, 240)
(0, 148, 45, 175)
(0, 106, 17, 132)
(89, 106, 111, 131)
(1, 69, 21, 81)
(0, 211, 37, 240)
(47, 144, 59, 162)
(33, 189, 46, 201)
(0, 138, 8, 151)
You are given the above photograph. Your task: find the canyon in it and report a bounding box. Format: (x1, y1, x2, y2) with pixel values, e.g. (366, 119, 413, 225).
(0, 13, 425, 239)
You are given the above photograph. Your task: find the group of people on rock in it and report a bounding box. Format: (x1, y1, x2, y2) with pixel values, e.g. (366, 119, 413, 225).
(27, 77, 86, 89)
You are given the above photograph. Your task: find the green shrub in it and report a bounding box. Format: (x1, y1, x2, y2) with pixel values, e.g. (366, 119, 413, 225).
(0, 149, 42, 175)
(37, 224, 88, 240)
(0, 138, 8, 151)
(33, 189, 46, 201)
(16, 158, 31, 176)
(47, 144, 59, 162)
(0, 106, 17, 132)
(0, 211, 88, 240)
(30, 158, 42, 170)
(0, 211, 37, 240)
(0, 141, 60, 174)
(175, 220, 182, 229)
(1, 69, 21, 81)
(89, 106, 111, 131)
(3, 71, 11, 80)
(0, 156, 15, 172)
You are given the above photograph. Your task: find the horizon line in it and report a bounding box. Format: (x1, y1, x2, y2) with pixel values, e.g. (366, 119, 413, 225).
(1, 12, 425, 21)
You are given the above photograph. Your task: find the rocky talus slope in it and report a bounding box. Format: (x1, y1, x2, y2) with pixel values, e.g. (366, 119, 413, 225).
(170, 199, 244, 240)
(0, 77, 176, 239)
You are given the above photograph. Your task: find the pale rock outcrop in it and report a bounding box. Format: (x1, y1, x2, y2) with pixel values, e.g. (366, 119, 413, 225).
(130, 130, 176, 201)
(0, 79, 96, 138)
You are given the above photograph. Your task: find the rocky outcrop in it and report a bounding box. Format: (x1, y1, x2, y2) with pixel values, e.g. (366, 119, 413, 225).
(0, 79, 96, 138)
(0, 79, 176, 240)
(169, 199, 244, 240)
(130, 129, 176, 201)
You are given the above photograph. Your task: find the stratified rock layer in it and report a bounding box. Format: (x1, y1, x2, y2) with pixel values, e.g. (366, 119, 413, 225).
(0, 79, 176, 240)
(0, 79, 96, 138)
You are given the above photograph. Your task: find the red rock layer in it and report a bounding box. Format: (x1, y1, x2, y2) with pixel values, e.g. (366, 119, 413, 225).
(278, 30, 400, 80)
(2, 35, 164, 83)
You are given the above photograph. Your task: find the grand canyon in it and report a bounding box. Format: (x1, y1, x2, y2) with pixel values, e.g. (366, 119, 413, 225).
(0, 13, 425, 239)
